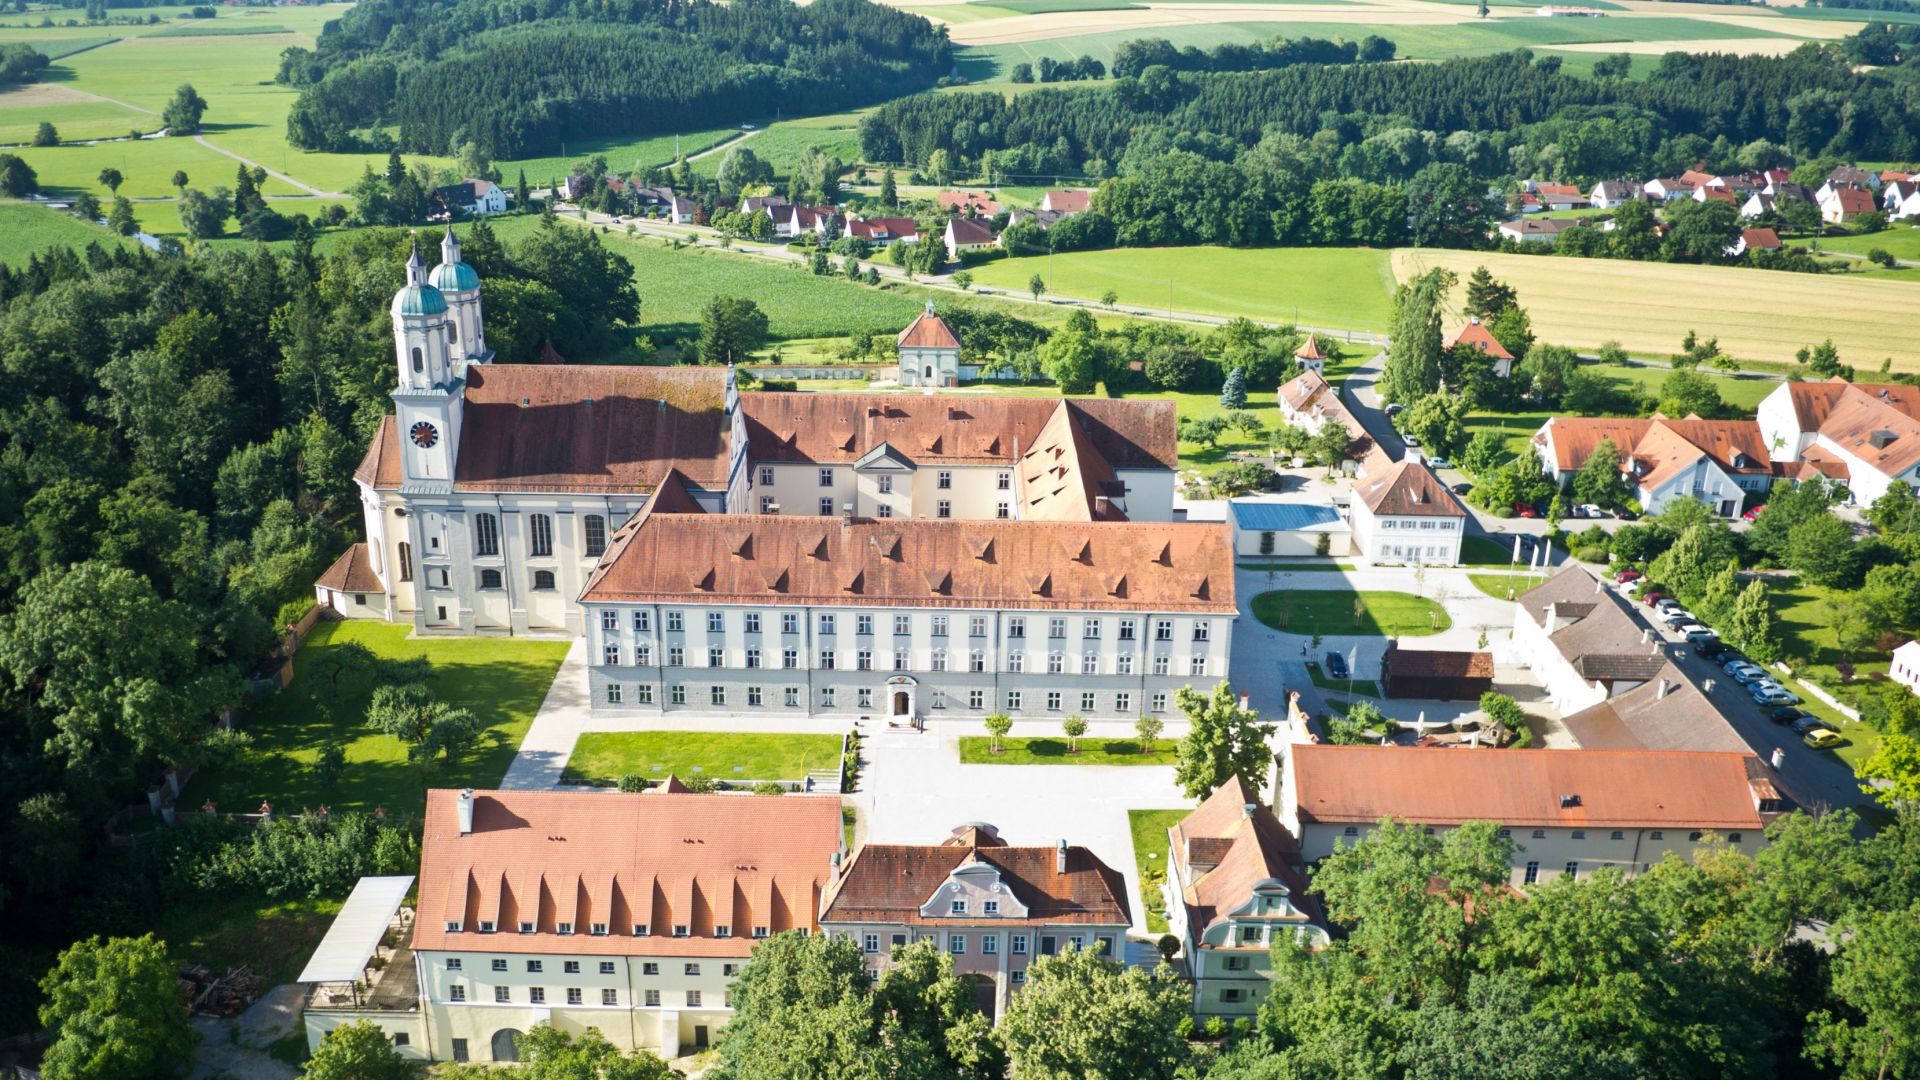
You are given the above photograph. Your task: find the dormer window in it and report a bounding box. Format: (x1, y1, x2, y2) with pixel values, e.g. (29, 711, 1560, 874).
(950, 900, 967, 915)
(633, 923, 650, 937)
(591, 923, 608, 936)
(557, 922, 574, 936)
(715, 925, 732, 938)
(753, 926, 769, 939)
(983, 901, 999, 915)
(519, 921, 534, 934)
(673, 924, 690, 938)
(478, 921, 495, 933)
(445, 920, 462, 933)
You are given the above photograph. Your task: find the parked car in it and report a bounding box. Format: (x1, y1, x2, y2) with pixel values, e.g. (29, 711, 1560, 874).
(1769, 707, 1810, 725)
(1804, 729, 1845, 750)
(1402, 432, 1421, 447)
(1791, 715, 1834, 736)
(1578, 504, 1605, 518)
(1743, 504, 1766, 521)
(1752, 686, 1800, 707)
(1655, 597, 1683, 612)
(1662, 611, 1696, 629)
(1428, 457, 1452, 470)
(1384, 403, 1404, 417)
(1695, 640, 1736, 661)
(1325, 652, 1350, 680)
(1514, 503, 1539, 519)
(1617, 507, 1640, 521)
(1642, 591, 1666, 608)
(1615, 569, 1644, 584)
(1451, 482, 1474, 496)
(1682, 627, 1718, 643)
(1725, 661, 1767, 683)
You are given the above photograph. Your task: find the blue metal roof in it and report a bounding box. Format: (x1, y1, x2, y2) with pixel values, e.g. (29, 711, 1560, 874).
(1230, 500, 1343, 531)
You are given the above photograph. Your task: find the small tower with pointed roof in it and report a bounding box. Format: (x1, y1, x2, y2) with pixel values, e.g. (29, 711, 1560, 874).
(1293, 332, 1328, 375)
(896, 301, 962, 388)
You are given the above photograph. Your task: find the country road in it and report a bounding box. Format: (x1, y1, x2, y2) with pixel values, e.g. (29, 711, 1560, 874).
(193, 136, 340, 197)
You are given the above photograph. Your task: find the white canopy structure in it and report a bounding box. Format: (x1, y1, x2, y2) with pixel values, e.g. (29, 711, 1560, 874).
(297, 876, 414, 984)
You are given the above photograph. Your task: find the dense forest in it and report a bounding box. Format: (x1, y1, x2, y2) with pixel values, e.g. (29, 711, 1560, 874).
(0, 219, 638, 1027)
(280, 0, 950, 157)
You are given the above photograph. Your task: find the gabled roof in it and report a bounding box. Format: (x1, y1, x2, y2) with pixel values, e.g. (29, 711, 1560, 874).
(1740, 227, 1782, 251)
(412, 788, 842, 956)
(820, 832, 1130, 927)
(1825, 187, 1876, 213)
(1290, 745, 1767, 830)
(1444, 318, 1514, 360)
(1170, 777, 1322, 940)
(1535, 416, 1769, 484)
(314, 542, 383, 594)
(937, 191, 1001, 216)
(1354, 460, 1466, 518)
(1042, 189, 1091, 213)
(945, 216, 996, 245)
(1017, 400, 1125, 522)
(579, 514, 1235, 612)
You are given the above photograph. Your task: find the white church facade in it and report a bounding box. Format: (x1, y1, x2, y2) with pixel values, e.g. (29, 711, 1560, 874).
(326, 237, 1183, 639)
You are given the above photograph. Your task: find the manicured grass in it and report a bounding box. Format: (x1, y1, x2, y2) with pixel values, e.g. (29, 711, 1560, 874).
(0, 201, 130, 266)
(1792, 225, 1920, 263)
(181, 620, 570, 814)
(957, 735, 1178, 764)
(560, 731, 846, 786)
(1252, 588, 1451, 636)
(1128, 808, 1186, 936)
(504, 127, 740, 190)
(966, 246, 1397, 331)
(1303, 662, 1382, 699)
(1394, 248, 1920, 370)
(1469, 572, 1545, 599)
(155, 893, 343, 987)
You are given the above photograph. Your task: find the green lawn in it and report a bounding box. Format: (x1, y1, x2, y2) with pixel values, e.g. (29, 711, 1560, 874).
(690, 111, 869, 181)
(1252, 588, 1451, 636)
(1793, 225, 1920, 263)
(1464, 409, 1552, 461)
(1302, 662, 1381, 699)
(560, 731, 846, 787)
(965, 246, 1397, 331)
(181, 620, 570, 814)
(1460, 534, 1534, 567)
(957, 735, 1178, 764)
(505, 127, 741, 190)
(1469, 572, 1546, 599)
(0, 201, 131, 266)
(1128, 808, 1187, 936)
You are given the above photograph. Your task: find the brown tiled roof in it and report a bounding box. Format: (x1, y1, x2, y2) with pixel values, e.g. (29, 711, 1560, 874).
(1382, 647, 1492, 679)
(1290, 744, 1765, 829)
(579, 514, 1235, 612)
(1016, 401, 1124, 522)
(1044, 189, 1091, 213)
(1807, 384, 1920, 478)
(1538, 416, 1769, 481)
(821, 834, 1129, 927)
(1572, 654, 1669, 682)
(1827, 187, 1876, 213)
(1293, 333, 1327, 361)
(1740, 227, 1782, 251)
(946, 216, 996, 245)
(355, 365, 730, 493)
(896, 309, 961, 349)
(314, 542, 383, 594)
(412, 788, 843, 957)
(1444, 319, 1513, 360)
(1558, 671, 1754, 754)
(739, 394, 1175, 472)
(937, 191, 1001, 216)
(1355, 460, 1467, 518)
(1171, 777, 1323, 939)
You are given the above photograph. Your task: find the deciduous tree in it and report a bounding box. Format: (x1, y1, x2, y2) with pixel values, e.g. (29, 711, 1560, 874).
(998, 945, 1190, 1080)
(1173, 682, 1273, 799)
(39, 934, 197, 1080)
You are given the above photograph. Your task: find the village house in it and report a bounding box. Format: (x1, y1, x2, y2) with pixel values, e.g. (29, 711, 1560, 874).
(1819, 186, 1877, 226)
(432, 179, 509, 218)
(1643, 178, 1695, 202)
(938, 191, 1002, 217)
(1587, 180, 1639, 208)
(1165, 777, 1327, 1020)
(1498, 217, 1582, 244)
(1825, 165, 1881, 193)
(818, 822, 1130, 1022)
(1883, 180, 1920, 221)
(300, 786, 844, 1063)
(783, 205, 837, 237)
(1039, 189, 1092, 214)
(1274, 742, 1785, 887)
(844, 214, 918, 244)
(1444, 317, 1515, 378)
(1524, 181, 1588, 210)
(578, 506, 1235, 724)
(1757, 378, 1920, 505)
(1889, 640, 1920, 696)
(1739, 183, 1814, 219)
(944, 216, 998, 260)
(1531, 415, 1772, 517)
(1729, 227, 1782, 257)
(1348, 459, 1468, 567)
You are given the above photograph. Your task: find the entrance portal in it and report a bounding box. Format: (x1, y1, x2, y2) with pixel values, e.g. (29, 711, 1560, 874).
(894, 691, 910, 716)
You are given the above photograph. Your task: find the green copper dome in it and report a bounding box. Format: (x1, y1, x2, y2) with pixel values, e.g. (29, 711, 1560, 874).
(394, 282, 448, 316)
(429, 260, 480, 293)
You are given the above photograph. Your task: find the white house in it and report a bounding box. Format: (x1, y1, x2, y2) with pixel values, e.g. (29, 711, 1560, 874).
(894, 303, 962, 388)
(433, 179, 509, 217)
(1530, 416, 1771, 517)
(577, 509, 1236, 724)
(1348, 460, 1466, 567)
(1643, 178, 1694, 202)
(1588, 180, 1638, 208)
(1884, 180, 1920, 221)
(1820, 186, 1877, 226)
(1891, 640, 1920, 695)
(1757, 379, 1920, 506)
(944, 216, 997, 260)
(1039, 189, 1092, 214)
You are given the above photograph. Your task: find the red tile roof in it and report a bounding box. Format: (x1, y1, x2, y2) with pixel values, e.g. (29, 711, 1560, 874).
(1289, 744, 1766, 829)
(1170, 777, 1322, 940)
(1740, 227, 1782, 251)
(1828, 187, 1877, 214)
(821, 831, 1130, 927)
(314, 542, 383, 594)
(1354, 459, 1467, 518)
(412, 788, 843, 956)
(579, 514, 1236, 612)
(896, 309, 961, 349)
(946, 216, 996, 245)
(1444, 318, 1513, 360)
(1293, 333, 1327, 361)
(937, 191, 1001, 216)
(1042, 189, 1091, 213)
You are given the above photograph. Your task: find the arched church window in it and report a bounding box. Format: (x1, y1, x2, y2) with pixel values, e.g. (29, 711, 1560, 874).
(397, 542, 413, 582)
(474, 513, 499, 557)
(411, 347, 424, 373)
(449, 321, 458, 344)
(478, 569, 502, 590)
(924, 366, 933, 379)
(529, 514, 554, 558)
(533, 570, 556, 591)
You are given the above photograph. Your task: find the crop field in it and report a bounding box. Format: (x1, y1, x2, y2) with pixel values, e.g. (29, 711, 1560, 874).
(1393, 248, 1920, 369)
(692, 111, 870, 179)
(966, 245, 1397, 330)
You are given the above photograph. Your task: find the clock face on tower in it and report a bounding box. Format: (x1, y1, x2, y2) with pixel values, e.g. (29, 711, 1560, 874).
(410, 421, 439, 449)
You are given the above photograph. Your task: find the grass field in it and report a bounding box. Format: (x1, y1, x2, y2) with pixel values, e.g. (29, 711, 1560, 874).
(506, 127, 742, 189)
(967, 246, 1397, 331)
(560, 731, 845, 786)
(0, 201, 129, 265)
(1794, 225, 1920, 263)
(1252, 589, 1451, 636)
(180, 620, 570, 814)
(956, 735, 1178, 764)
(1394, 248, 1920, 369)
(1128, 807, 1185, 935)
(691, 111, 870, 180)
(1469, 572, 1546, 599)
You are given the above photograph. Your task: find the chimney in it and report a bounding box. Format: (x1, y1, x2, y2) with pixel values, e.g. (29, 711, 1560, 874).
(1656, 680, 1671, 700)
(1642, 628, 1652, 644)
(1095, 494, 1112, 516)
(1242, 803, 1257, 821)
(1594, 576, 1604, 594)
(457, 788, 474, 835)
(1055, 839, 1068, 875)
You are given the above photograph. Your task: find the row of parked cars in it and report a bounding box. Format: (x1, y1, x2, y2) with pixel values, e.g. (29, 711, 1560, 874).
(1614, 570, 1844, 749)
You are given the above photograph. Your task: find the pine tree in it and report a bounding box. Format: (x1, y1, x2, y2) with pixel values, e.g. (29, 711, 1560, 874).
(1726, 579, 1778, 663)
(1381, 268, 1451, 404)
(1220, 366, 1248, 409)
(880, 167, 898, 208)
(515, 168, 530, 208)
(1464, 266, 1515, 319)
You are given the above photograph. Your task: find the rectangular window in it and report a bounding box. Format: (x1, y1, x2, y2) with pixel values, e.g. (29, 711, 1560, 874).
(895, 614, 912, 635)
(937, 500, 952, 518)
(782, 648, 798, 669)
(527, 960, 544, 972)
(759, 466, 774, 486)
(1011, 970, 1025, 985)
(1155, 619, 1173, 641)
(667, 611, 684, 632)
(1152, 655, 1170, 676)
(1008, 617, 1025, 638)
(1116, 654, 1133, 675)
(492, 959, 508, 972)
(602, 988, 618, 1006)
(937, 470, 953, 489)
(877, 475, 893, 495)
(1081, 691, 1096, 711)
(820, 497, 835, 516)
(819, 614, 836, 635)
(1152, 693, 1167, 712)
(710, 686, 725, 706)
(600, 610, 618, 632)
(783, 613, 799, 634)
(1040, 936, 1057, 956)
(606, 683, 623, 705)
(600, 961, 616, 974)
(893, 649, 908, 671)
(1082, 654, 1098, 675)
(932, 615, 949, 637)
(603, 643, 622, 666)
(474, 513, 500, 557)
(997, 501, 1010, 519)
(998, 471, 1011, 490)
(858, 688, 873, 709)
(449, 985, 466, 1002)
(1222, 988, 1244, 1003)
(584, 515, 607, 557)
(950, 900, 967, 915)
(821, 687, 836, 707)
(1006, 690, 1022, 711)
(1011, 935, 1028, 954)
(819, 650, 835, 670)
(759, 495, 776, 514)
(567, 987, 583, 1005)
(983, 900, 999, 915)
(530, 987, 546, 1004)
(636, 684, 653, 704)
(1116, 692, 1132, 713)
(747, 686, 762, 706)
(707, 611, 724, 633)
(1193, 621, 1211, 642)
(969, 689, 985, 709)
(686, 990, 703, 1008)
(1190, 656, 1207, 676)
(1565, 861, 1579, 878)
(863, 933, 879, 953)
(949, 935, 965, 954)
(857, 649, 873, 671)
(642, 962, 659, 974)
(931, 650, 947, 672)
(1083, 618, 1100, 639)
(670, 685, 686, 705)
(634, 610, 650, 632)
(446, 959, 463, 971)
(685, 963, 701, 976)
(784, 687, 799, 707)
(1524, 861, 1540, 884)
(1118, 618, 1136, 640)
(1049, 618, 1067, 639)
(857, 614, 874, 635)
(1008, 652, 1023, 673)
(708, 647, 724, 668)
(746, 648, 761, 669)
(1046, 691, 1062, 711)
(970, 651, 986, 673)
(819, 468, 835, 487)
(645, 989, 661, 1007)
(982, 935, 998, 955)
(745, 612, 761, 634)
(668, 647, 684, 667)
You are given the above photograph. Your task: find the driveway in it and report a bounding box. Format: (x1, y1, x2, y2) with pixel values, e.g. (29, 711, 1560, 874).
(1338, 349, 1406, 461)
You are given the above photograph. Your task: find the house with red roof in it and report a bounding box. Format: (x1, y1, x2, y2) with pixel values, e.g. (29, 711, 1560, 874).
(1758, 378, 1920, 505)
(1444, 317, 1515, 378)
(1531, 414, 1772, 517)
(1819, 186, 1877, 226)
(1729, 226, 1782, 257)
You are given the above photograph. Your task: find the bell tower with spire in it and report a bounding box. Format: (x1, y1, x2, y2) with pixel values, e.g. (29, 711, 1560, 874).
(391, 236, 461, 490)
(429, 224, 491, 371)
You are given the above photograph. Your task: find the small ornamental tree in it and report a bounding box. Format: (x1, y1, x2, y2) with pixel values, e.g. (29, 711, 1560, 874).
(984, 712, 1013, 754)
(1062, 714, 1088, 754)
(1028, 273, 1047, 301)
(1135, 714, 1164, 753)
(301, 1019, 413, 1080)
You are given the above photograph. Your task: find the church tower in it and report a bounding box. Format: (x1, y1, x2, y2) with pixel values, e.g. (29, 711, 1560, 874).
(391, 237, 461, 490)
(429, 224, 491, 370)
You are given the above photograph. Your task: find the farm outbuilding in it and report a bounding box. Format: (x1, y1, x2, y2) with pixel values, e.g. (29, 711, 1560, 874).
(1381, 646, 1494, 700)
(1229, 498, 1351, 558)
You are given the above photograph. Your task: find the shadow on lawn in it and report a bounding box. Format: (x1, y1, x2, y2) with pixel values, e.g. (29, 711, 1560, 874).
(1016, 738, 1156, 758)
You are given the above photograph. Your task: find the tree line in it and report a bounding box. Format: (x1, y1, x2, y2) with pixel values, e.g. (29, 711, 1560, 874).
(281, 0, 949, 158)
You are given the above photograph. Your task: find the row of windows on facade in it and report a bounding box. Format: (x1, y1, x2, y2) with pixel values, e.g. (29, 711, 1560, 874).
(391, 512, 607, 584)
(1375, 519, 1459, 531)
(443, 919, 784, 939)
(444, 984, 727, 1009)
(606, 683, 1172, 713)
(445, 957, 739, 978)
(599, 644, 1209, 678)
(601, 611, 1212, 642)
(852, 929, 1115, 958)
(763, 496, 994, 519)
(772, 467, 1007, 492)
(1341, 825, 1743, 844)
